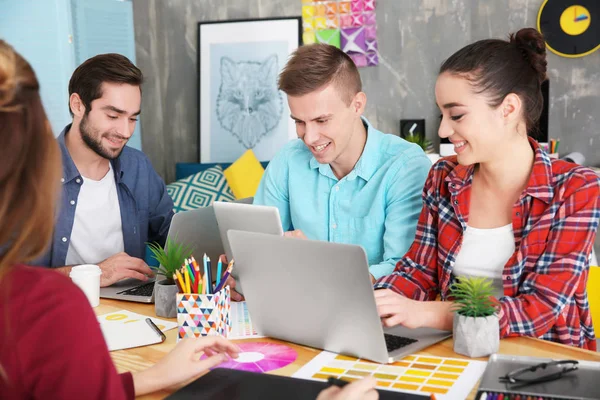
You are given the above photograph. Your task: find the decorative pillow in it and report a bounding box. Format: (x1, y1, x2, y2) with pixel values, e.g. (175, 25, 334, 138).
(166, 165, 235, 212)
(224, 149, 265, 199)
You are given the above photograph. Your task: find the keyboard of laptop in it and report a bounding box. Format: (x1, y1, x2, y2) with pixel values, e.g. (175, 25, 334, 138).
(384, 333, 418, 352)
(116, 281, 155, 297)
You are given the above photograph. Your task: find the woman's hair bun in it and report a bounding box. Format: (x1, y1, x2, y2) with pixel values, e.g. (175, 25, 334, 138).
(510, 28, 547, 84)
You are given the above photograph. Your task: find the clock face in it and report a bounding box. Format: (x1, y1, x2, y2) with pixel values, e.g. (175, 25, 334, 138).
(560, 5, 591, 36)
(538, 0, 599, 58)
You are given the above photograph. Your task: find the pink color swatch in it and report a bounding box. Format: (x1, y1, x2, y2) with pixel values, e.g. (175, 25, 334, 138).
(205, 342, 297, 373)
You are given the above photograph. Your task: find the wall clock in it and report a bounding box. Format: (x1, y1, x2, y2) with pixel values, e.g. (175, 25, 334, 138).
(537, 0, 599, 58)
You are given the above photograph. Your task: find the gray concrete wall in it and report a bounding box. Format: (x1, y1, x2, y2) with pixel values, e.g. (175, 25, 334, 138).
(132, 0, 599, 255)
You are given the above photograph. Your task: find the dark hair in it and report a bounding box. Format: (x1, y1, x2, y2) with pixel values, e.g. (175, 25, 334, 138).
(440, 28, 547, 135)
(68, 53, 143, 116)
(278, 43, 362, 105)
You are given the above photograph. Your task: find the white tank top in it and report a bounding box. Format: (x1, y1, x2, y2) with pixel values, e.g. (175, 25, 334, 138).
(453, 224, 515, 299)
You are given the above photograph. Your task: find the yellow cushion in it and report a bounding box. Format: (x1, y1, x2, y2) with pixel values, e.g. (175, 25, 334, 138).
(224, 150, 265, 199)
(588, 265, 600, 338)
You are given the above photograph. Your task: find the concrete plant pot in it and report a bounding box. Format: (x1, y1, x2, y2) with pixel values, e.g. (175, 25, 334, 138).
(453, 313, 499, 358)
(154, 279, 178, 318)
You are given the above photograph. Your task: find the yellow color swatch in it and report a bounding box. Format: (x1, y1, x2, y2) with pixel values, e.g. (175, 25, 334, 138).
(340, 376, 359, 382)
(426, 379, 454, 387)
(335, 355, 358, 361)
(391, 361, 411, 368)
(433, 372, 459, 380)
(374, 373, 397, 380)
(402, 356, 416, 361)
(443, 359, 469, 367)
(393, 383, 419, 391)
(421, 386, 449, 394)
(405, 369, 432, 377)
(417, 357, 443, 364)
(411, 363, 436, 370)
(377, 381, 391, 387)
(354, 363, 377, 371)
(346, 370, 371, 377)
(320, 367, 345, 375)
(312, 373, 332, 380)
(438, 366, 464, 373)
(398, 376, 425, 383)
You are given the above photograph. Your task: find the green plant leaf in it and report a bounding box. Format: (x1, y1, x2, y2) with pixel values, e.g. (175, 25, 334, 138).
(404, 133, 432, 151)
(449, 276, 498, 318)
(147, 236, 193, 280)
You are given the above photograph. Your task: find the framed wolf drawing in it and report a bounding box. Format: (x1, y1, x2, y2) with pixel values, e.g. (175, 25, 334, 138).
(198, 17, 302, 163)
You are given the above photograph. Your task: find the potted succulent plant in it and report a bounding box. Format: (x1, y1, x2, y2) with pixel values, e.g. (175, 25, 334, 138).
(450, 276, 500, 357)
(148, 238, 193, 318)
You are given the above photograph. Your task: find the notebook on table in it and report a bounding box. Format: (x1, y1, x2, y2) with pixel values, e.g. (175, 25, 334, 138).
(166, 368, 430, 400)
(99, 318, 166, 351)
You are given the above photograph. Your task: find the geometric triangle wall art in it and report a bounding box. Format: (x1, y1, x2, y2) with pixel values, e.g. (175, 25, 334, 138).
(301, 0, 379, 67)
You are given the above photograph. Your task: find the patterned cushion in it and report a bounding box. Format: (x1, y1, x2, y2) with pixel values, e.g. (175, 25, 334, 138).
(166, 165, 235, 212)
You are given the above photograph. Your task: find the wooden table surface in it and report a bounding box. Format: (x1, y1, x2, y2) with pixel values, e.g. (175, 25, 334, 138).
(96, 299, 600, 399)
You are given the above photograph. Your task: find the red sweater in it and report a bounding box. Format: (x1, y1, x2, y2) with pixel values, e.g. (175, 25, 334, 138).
(0, 264, 134, 399)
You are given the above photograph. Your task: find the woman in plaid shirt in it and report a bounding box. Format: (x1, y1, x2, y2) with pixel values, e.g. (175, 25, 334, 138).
(374, 28, 600, 350)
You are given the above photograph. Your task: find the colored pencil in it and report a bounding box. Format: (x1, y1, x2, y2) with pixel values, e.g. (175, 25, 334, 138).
(206, 256, 213, 294)
(216, 256, 223, 288)
(175, 270, 185, 293)
(183, 266, 191, 293)
(214, 260, 234, 293)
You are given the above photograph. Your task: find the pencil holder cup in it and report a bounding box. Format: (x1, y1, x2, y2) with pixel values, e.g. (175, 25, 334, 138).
(176, 286, 231, 339)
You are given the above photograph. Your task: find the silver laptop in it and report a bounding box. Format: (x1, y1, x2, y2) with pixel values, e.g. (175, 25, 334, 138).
(227, 230, 451, 364)
(213, 201, 284, 294)
(99, 198, 254, 303)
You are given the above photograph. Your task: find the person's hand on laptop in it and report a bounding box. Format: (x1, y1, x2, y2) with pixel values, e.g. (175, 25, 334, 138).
(284, 229, 307, 239)
(97, 252, 155, 287)
(316, 376, 378, 400)
(375, 289, 454, 331)
(132, 336, 241, 396)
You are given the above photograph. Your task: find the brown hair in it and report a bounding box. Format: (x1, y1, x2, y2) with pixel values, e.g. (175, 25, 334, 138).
(0, 40, 61, 279)
(278, 43, 362, 105)
(68, 53, 143, 116)
(440, 28, 547, 135)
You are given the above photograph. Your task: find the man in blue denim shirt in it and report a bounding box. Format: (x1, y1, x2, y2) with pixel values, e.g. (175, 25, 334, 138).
(37, 54, 173, 287)
(225, 44, 430, 301)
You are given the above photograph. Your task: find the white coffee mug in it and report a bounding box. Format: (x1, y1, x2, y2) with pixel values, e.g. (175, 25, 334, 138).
(70, 264, 102, 307)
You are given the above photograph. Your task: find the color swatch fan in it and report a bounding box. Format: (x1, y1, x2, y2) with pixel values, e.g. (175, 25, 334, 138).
(293, 351, 487, 399)
(206, 342, 297, 373)
(301, 0, 379, 67)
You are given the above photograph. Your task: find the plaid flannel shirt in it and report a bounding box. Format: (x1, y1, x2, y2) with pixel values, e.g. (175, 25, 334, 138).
(375, 138, 600, 350)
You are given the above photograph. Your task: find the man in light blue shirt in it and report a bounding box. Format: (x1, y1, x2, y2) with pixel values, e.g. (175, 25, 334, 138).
(228, 44, 430, 300)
